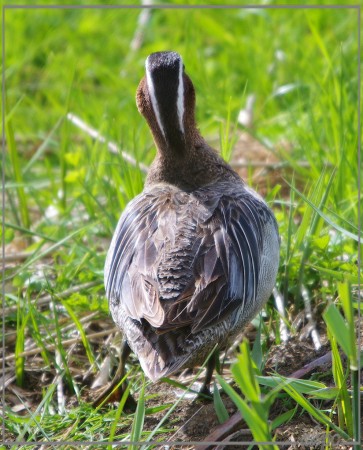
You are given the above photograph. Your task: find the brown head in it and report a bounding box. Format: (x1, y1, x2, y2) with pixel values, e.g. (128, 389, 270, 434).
(136, 51, 203, 159)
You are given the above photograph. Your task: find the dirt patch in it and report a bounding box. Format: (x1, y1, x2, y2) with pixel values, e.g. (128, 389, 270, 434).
(83, 327, 352, 448)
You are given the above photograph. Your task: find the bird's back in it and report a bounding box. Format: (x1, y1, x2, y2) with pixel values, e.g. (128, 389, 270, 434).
(105, 179, 279, 381)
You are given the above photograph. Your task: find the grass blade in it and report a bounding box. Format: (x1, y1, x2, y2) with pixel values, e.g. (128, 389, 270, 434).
(5, 116, 30, 228)
(216, 374, 277, 449)
(323, 303, 353, 362)
(328, 327, 353, 435)
(213, 380, 229, 424)
(129, 376, 145, 449)
(108, 382, 132, 446)
(271, 407, 297, 431)
(59, 298, 95, 366)
(15, 298, 30, 387)
(289, 182, 361, 243)
(23, 117, 64, 174)
(281, 380, 350, 440)
(338, 282, 358, 369)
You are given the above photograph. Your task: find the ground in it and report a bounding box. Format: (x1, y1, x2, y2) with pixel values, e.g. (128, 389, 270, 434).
(4, 133, 360, 448)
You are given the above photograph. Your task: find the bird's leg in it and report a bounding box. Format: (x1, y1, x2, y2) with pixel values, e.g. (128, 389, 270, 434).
(198, 349, 220, 399)
(92, 340, 137, 410)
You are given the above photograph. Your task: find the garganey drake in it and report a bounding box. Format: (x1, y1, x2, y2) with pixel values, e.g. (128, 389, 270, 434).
(94, 51, 280, 406)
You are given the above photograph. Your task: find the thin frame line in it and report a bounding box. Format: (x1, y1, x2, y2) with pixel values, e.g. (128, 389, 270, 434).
(3, 3, 361, 9)
(0, 439, 357, 446)
(1, 4, 6, 446)
(1, 3, 361, 448)
(356, 5, 362, 447)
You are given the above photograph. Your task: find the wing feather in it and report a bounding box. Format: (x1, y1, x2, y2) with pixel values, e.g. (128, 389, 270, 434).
(105, 183, 273, 335)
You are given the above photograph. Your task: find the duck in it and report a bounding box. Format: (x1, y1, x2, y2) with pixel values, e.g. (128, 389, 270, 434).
(93, 51, 280, 407)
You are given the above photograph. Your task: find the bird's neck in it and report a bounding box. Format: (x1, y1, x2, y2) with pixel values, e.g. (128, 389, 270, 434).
(145, 140, 238, 191)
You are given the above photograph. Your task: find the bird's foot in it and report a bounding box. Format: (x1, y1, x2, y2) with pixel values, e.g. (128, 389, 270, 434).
(196, 384, 213, 401)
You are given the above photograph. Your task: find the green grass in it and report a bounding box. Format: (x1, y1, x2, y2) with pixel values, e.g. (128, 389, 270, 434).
(3, 2, 361, 448)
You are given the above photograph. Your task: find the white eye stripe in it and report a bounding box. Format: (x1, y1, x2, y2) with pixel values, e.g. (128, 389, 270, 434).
(146, 57, 166, 139)
(177, 58, 185, 134)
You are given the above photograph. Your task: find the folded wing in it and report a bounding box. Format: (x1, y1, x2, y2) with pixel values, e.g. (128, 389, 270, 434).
(105, 183, 268, 334)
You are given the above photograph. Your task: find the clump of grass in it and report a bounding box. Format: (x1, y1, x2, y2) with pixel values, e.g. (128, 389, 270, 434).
(217, 340, 280, 449)
(324, 282, 361, 448)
